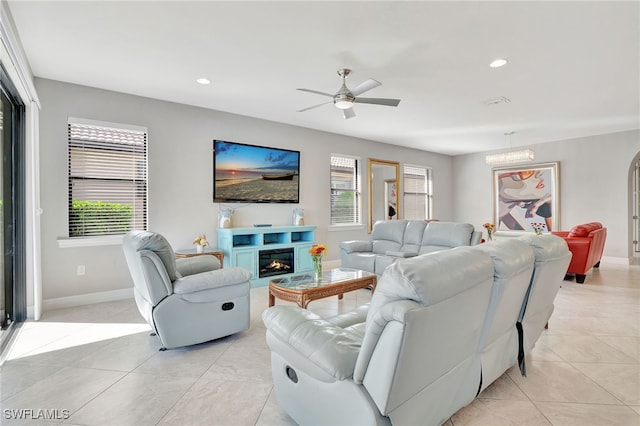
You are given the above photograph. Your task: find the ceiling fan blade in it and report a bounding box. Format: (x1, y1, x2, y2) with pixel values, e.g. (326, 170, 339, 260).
(343, 108, 356, 119)
(350, 78, 381, 96)
(297, 101, 332, 112)
(355, 97, 401, 107)
(297, 88, 334, 97)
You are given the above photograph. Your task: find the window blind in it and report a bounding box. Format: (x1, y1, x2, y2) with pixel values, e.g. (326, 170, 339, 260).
(330, 155, 360, 225)
(68, 119, 148, 237)
(403, 164, 431, 220)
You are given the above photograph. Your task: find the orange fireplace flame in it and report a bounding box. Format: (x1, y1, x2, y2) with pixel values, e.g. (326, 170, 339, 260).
(268, 260, 291, 270)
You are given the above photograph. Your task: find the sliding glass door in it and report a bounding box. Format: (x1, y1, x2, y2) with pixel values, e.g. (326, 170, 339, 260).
(0, 85, 5, 331)
(0, 66, 25, 350)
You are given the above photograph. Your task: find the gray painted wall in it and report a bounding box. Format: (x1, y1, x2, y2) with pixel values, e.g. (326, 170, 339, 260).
(37, 78, 453, 301)
(452, 130, 640, 259)
(38, 77, 637, 303)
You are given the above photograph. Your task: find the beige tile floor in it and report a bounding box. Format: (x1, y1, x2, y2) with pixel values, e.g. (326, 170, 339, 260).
(1, 263, 638, 425)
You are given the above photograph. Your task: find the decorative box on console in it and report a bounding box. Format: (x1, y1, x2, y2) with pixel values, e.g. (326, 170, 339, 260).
(217, 225, 316, 287)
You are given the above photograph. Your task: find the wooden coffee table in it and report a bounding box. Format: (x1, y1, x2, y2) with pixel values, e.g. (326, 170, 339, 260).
(269, 268, 377, 309)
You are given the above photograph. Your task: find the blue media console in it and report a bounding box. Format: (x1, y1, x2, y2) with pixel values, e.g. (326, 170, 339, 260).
(217, 225, 316, 287)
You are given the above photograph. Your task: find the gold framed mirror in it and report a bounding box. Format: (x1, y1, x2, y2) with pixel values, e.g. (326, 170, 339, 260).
(368, 158, 401, 232)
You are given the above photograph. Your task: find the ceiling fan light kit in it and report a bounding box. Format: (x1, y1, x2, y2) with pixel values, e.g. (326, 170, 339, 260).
(297, 68, 401, 119)
(334, 94, 354, 110)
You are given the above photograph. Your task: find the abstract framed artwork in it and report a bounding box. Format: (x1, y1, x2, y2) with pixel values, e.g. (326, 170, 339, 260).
(492, 162, 559, 232)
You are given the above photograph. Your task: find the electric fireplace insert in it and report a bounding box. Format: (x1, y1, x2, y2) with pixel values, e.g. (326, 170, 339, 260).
(259, 248, 294, 278)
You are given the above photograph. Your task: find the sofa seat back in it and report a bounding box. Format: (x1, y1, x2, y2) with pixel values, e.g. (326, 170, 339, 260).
(353, 246, 495, 425)
(417, 222, 476, 255)
(517, 235, 572, 356)
(398, 220, 428, 254)
(474, 240, 535, 390)
(370, 219, 408, 255)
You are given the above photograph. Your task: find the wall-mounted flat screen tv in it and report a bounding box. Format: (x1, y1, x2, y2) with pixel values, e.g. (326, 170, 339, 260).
(213, 140, 300, 203)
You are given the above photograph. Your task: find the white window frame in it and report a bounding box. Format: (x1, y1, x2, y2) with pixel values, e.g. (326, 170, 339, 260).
(329, 154, 362, 229)
(403, 164, 432, 220)
(59, 117, 148, 248)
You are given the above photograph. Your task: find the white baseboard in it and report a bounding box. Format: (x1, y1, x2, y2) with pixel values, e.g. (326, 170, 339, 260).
(34, 288, 134, 314)
(601, 256, 635, 265)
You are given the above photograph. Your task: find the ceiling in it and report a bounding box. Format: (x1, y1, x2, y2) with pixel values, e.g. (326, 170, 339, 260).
(7, 1, 640, 156)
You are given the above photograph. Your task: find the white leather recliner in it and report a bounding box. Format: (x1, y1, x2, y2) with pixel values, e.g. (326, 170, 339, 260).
(262, 236, 570, 425)
(123, 230, 251, 350)
(263, 246, 496, 425)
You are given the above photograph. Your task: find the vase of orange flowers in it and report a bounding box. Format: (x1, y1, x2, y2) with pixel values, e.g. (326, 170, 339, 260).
(483, 223, 495, 241)
(309, 244, 327, 282)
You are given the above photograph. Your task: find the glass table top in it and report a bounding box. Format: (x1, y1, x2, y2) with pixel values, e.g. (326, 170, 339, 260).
(269, 268, 375, 290)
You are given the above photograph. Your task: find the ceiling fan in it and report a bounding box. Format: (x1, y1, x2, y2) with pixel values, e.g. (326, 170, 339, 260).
(297, 69, 401, 119)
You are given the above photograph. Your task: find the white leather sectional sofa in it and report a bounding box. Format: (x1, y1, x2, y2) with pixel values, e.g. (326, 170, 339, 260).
(340, 220, 482, 275)
(262, 235, 571, 425)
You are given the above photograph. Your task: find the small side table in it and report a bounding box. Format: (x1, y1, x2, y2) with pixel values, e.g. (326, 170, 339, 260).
(175, 248, 224, 268)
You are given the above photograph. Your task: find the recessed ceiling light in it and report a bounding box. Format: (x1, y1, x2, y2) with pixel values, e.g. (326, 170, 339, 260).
(196, 78, 211, 85)
(489, 58, 508, 68)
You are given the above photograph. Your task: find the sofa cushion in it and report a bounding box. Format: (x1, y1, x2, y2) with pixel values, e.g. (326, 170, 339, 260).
(568, 222, 602, 238)
(422, 222, 474, 247)
(385, 250, 417, 258)
(371, 220, 408, 254)
(263, 307, 363, 380)
(374, 255, 397, 275)
(417, 245, 448, 255)
(400, 220, 428, 253)
(342, 252, 376, 273)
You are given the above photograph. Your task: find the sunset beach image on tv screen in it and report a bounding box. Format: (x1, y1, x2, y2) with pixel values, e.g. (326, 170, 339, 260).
(213, 140, 300, 203)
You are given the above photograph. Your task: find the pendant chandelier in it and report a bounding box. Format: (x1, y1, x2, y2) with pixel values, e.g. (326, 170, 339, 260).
(485, 131, 535, 166)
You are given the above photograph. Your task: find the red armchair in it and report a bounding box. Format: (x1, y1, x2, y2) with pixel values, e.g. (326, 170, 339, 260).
(552, 222, 607, 283)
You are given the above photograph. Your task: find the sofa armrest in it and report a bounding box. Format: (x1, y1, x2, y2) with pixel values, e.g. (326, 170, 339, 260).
(551, 231, 570, 238)
(353, 300, 420, 383)
(339, 240, 373, 254)
(172, 267, 251, 294)
(263, 306, 363, 380)
(176, 255, 220, 277)
(327, 303, 370, 328)
(385, 250, 417, 258)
